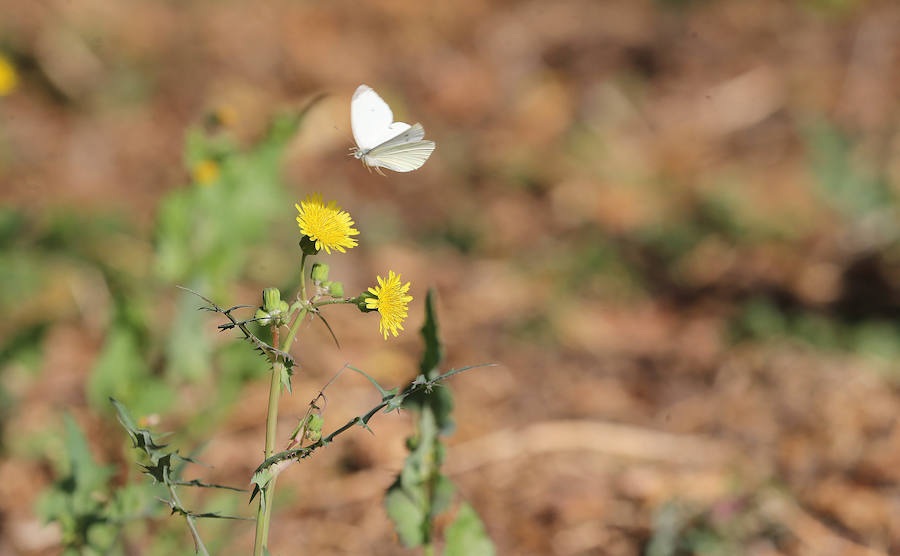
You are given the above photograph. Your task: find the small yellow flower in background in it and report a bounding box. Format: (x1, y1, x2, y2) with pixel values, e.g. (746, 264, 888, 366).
(295, 193, 360, 254)
(367, 271, 413, 339)
(192, 159, 220, 186)
(215, 105, 238, 128)
(0, 53, 19, 96)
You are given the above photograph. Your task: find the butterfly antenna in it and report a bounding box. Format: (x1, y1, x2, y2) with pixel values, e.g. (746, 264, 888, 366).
(335, 124, 356, 149)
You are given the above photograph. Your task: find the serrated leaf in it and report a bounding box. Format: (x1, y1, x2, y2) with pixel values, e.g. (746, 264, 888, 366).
(249, 458, 296, 503)
(188, 511, 252, 521)
(174, 479, 245, 492)
(279, 364, 292, 395)
(445, 503, 495, 556)
(110, 398, 169, 463)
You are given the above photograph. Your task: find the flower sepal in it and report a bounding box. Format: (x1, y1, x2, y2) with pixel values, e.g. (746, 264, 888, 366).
(353, 292, 378, 313)
(299, 235, 320, 256)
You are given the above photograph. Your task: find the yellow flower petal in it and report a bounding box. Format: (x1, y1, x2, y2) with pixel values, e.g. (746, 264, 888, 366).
(366, 271, 413, 339)
(295, 193, 360, 254)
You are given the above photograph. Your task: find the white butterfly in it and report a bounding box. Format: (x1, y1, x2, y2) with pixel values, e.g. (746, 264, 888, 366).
(351, 84, 435, 174)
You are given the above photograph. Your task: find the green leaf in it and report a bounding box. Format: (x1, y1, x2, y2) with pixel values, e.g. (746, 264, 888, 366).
(173, 479, 245, 492)
(419, 289, 444, 378)
(404, 291, 455, 433)
(110, 398, 170, 463)
(347, 365, 395, 399)
(249, 458, 296, 503)
(384, 479, 427, 547)
(445, 503, 495, 556)
(431, 474, 455, 518)
(36, 415, 118, 552)
(279, 364, 293, 395)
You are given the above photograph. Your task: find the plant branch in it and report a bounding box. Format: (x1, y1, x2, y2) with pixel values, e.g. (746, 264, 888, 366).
(168, 483, 210, 556)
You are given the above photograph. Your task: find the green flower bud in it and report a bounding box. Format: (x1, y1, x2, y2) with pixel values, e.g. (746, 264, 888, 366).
(278, 300, 290, 314)
(306, 413, 324, 433)
(255, 308, 272, 327)
(405, 436, 419, 451)
(327, 281, 344, 297)
(299, 235, 319, 256)
(262, 287, 282, 313)
(311, 262, 330, 283)
(305, 414, 324, 442)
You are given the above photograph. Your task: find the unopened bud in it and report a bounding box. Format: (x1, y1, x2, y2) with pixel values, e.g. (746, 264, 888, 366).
(305, 414, 324, 442)
(262, 287, 282, 313)
(311, 262, 330, 283)
(255, 308, 272, 327)
(327, 281, 344, 297)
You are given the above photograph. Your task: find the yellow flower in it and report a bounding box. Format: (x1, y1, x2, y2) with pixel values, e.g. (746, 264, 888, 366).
(366, 271, 413, 339)
(192, 159, 220, 186)
(0, 54, 19, 96)
(295, 193, 360, 254)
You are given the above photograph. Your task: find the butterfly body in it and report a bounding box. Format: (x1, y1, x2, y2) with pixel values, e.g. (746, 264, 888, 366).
(351, 85, 435, 173)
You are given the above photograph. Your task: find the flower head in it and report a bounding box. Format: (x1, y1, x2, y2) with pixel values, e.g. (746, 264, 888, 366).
(366, 271, 413, 339)
(295, 193, 360, 254)
(192, 159, 220, 186)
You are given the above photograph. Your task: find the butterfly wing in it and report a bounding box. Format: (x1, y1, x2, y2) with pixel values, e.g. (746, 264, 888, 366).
(351, 85, 412, 152)
(363, 124, 435, 172)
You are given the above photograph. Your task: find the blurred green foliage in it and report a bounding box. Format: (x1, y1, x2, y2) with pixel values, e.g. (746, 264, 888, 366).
(37, 415, 154, 555)
(385, 290, 494, 555)
(20, 107, 312, 551)
(647, 496, 788, 556)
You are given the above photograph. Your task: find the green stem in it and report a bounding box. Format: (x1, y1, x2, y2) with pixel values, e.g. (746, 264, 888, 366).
(299, 253, 308, 302)
(253, 255, 309, 556)
(169, 484, 210, 556)
(312, 298, 353, 308)
(253, 358, 284, 556)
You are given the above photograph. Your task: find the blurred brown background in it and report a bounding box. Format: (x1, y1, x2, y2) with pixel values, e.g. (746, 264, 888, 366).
(3, 0, 900, 554)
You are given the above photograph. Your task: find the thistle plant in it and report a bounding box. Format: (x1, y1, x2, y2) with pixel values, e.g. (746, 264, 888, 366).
(104, 184, 493, 554)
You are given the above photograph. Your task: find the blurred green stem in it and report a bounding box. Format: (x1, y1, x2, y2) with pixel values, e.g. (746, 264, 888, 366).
(253, 255, 309, 556)
(169, 483, 210, 556)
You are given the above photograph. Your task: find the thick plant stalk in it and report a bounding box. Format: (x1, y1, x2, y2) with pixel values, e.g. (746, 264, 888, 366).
(253, 359, 285, 555)
(253, 257, 307, 555)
